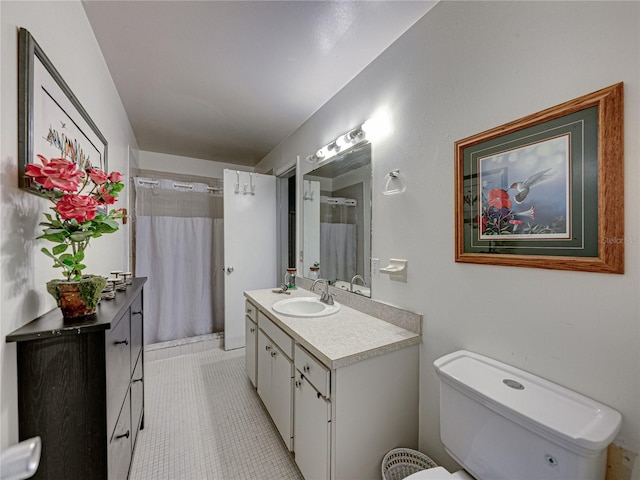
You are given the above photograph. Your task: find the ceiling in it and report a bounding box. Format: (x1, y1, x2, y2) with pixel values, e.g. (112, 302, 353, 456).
(83, 1, 436, 167)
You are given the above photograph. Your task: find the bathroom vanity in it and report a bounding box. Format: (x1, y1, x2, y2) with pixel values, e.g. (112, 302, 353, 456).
(6, 278, 146, 480)
(244, 288, 421, 480)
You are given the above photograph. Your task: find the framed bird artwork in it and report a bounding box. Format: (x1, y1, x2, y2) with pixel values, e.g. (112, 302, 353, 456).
(18, 28, 108, 196)
(455, 83, 624, 274)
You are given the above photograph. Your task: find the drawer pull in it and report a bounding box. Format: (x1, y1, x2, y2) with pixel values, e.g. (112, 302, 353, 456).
(133, 378, 143, 383)
(303, 365, 310, 373)
(114, 339, 129, 346)
(115, 430, 130, 440)
(246, 308, 253, 315)
(265, 345, 271, 351)
(271, 351, 277, 357)
(250, 327, 255, 333)
(132, 311, 143, 316)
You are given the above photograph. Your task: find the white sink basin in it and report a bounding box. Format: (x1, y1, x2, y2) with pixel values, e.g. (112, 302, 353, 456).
(272, 297, 341, 318)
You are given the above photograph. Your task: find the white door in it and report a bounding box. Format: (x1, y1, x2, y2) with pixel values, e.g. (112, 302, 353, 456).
(224, 170, 276, 350)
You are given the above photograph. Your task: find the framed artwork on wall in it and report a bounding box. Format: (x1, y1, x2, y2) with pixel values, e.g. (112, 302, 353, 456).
(18, 27, 108, 195)
(454, 83, 624, 274)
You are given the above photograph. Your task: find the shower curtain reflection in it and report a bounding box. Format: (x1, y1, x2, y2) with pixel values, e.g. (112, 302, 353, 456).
(134, 176, 223, 345)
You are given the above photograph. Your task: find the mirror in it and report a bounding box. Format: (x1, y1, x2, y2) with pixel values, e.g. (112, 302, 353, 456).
(302, 142, 372, 297)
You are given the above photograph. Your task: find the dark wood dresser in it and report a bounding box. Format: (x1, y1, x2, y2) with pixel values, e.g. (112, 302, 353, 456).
(6, 277, 147, 480)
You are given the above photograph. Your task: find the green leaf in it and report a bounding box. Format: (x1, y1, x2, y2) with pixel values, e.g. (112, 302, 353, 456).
(38, 233, 67, 243)
(44, 228, 65, 235)
(74, 263, 87, 271)
(70, 231, 92, 242)
(41, 247, 55, 259)
(74, 250, 85, 262)
(110, 183, 124, 193)
(52, 244, 68, 255)
(62, 258, 75, 267)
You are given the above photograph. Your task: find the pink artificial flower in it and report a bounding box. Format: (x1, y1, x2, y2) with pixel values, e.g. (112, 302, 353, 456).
(89, 168, 109, 185)
(25, 155, 84, 192)
(95, 186, 116, 205)
(109, 171, 123, 183)
(56, 194, 99, 222)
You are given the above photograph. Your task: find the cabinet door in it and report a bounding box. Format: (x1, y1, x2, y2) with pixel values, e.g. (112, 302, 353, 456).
(257, 329, 271, 404)
(245, 317, 258, 388)
(294, 370, 331, 480)
(270, 344, 294, 451)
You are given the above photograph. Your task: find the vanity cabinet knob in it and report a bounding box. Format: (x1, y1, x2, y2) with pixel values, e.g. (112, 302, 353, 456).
(303, 365, 310, 373)
(114, 339, 129, 346)
(246, 308, 253, 315)
(115, 430, 130, 440)
(250, 327, 255, 333)
(295, 381, 300, 388)
(265, 345, 271, 351)
(271, 351, 277, 357)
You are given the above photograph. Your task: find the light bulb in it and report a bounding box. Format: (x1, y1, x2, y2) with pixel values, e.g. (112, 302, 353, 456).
(335, 134, 350, 148)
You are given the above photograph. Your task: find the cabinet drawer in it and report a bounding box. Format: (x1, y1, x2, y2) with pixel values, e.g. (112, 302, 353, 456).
(295, 344, 330, 398)
(258, 311, 293, 359)
(131, 357, 144, 450)
(245, 300, 258, 322)
(106, 310, 131, 435)
(131, 296, 143, 371)
(108, 389, 132, 480)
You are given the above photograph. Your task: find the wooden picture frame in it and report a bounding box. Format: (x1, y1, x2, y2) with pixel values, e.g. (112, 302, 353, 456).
(18, 27, 108, 195)
(455, 83, 624, 273)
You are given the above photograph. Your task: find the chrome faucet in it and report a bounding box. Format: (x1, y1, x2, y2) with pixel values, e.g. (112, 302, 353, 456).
(311, 279, 335, 305)
(350, 274, 366, 293)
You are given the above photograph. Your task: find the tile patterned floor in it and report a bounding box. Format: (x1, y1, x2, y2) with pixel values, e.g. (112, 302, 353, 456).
(130, 345, 303, 480)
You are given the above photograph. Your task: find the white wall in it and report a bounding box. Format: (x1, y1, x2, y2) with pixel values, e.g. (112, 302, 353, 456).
(139, 150, 253, 178)
(258, 0, 640, 469)
(0, 0, 137, 449)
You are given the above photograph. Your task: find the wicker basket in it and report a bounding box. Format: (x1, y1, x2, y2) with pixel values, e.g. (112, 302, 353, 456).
(381, 448, 438, 480)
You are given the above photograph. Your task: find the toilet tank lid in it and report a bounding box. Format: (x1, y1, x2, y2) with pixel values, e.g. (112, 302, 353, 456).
(434, 350, 622, 454)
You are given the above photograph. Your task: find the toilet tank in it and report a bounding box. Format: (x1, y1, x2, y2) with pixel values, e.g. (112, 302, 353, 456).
(434, 351, 622, 480)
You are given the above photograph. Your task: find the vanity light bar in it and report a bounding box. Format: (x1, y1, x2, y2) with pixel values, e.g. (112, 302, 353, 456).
(307, 123, 367, 163)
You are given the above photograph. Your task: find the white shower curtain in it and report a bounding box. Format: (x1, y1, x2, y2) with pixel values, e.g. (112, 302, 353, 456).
(134, 173, 224, 345)
(320, 223, 357, 283)
(136, 216, 223, 344)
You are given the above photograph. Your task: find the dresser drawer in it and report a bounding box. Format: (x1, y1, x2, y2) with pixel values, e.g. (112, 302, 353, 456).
(245, 300, 258, 322)
(130, 299, 143, 372)
(295, 344, 330, 398)
(106, 310, 131, 435)
(131, 357, 144, 450)
(258, 311, 293, 359)
(108, 389, 132, 480)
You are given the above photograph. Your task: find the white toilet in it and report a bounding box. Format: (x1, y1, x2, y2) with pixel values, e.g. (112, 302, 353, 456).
(407, 350, 622, 480)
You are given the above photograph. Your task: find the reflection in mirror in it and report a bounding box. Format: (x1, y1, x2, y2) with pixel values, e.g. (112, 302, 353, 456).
(303, 142, 371, 297)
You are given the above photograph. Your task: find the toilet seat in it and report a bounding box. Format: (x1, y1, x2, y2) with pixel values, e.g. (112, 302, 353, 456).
(404, 467, 474, 480)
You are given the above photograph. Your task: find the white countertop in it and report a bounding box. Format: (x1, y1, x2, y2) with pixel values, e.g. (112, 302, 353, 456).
(244, 288, 421, 369)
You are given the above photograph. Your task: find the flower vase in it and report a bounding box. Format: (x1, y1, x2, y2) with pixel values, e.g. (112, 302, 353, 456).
(46, 275, 107, 321)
